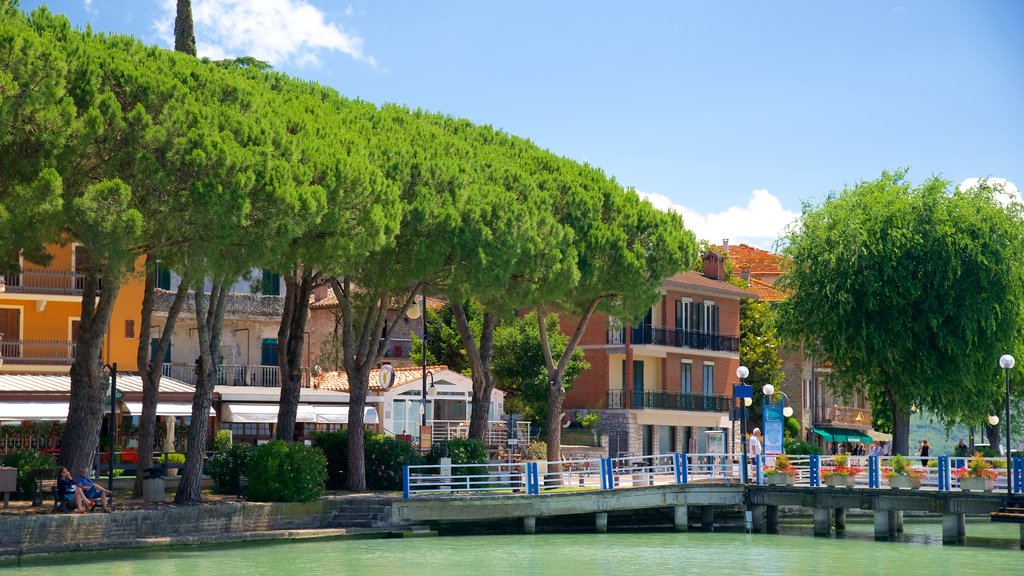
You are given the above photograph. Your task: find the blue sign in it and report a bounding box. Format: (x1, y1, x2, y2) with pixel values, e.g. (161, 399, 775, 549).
(734, 385, 753, 399)
(763, 403, 785, 455)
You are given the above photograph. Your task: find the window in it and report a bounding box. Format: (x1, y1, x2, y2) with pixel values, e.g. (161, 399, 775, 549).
(125, 320, 135, 338)
(261, 338, 279, 366)
(703, 364, 714, 397)
(675, 298, 692, 330)
(261, 269, 280, 296)
(680, 361, 692, 395)
(155, 263, 171, 290)
(702, 301, 720, 334)
(150, 337, 171, 363)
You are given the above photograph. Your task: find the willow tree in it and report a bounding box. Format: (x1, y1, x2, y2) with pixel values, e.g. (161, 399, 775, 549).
(526, 156, 697, 466)
(777, 170, 1024, 455)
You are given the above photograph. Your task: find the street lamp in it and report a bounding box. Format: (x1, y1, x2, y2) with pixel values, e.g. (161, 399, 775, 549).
(101, 363, 117, 497)
(999, 354, 1015, 497)
(406, 293, 432, 427)
(736, 365, 749, 482)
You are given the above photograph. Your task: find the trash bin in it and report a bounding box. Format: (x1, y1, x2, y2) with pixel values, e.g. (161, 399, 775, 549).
(142, 467, 166, 503)
(0, 467, 16, 508)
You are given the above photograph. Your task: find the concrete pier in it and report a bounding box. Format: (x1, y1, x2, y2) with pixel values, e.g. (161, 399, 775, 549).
(765, 505, 779, 534)
(813, 508, 831, 537)
(834, 508, 846, 531)
(523, 516, 536, 534)
(750, 505, 765, 532)
(673, 505, 688, 532)
(942, 513, 965, 545)
(873, 510, 899, 540)
(595, 512, 608, 533)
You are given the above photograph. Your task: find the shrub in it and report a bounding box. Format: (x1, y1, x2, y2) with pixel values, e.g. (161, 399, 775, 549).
(426, 438, 488, 478)
(212, 429, 233, 453)
(244, 440, 326, 502)
(313, 430, 424, 491)
(2, 449, 57, 499)
(783, 437, 821, 455)
(206, 442, 254, 494)
(159, 452, 186, 464)
(526, 440, 547, 460)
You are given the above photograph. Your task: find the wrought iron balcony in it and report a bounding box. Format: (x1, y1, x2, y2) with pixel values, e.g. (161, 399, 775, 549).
(0, 339, 75, 366)
(160, 363, 311, 388)
(606, 326, 740, 352)
(0, 270, 97, 297)
(607, 390, 731, 412)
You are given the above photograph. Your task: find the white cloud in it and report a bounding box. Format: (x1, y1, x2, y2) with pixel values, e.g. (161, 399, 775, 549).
(153, 0, 376, 68)
(83, 0, 97, 14)
(639, 188, 799, 251)
(957, 177, 1021, 207)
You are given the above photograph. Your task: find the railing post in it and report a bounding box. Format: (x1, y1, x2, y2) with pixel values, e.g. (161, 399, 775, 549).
(600, 459, 610, 490)
(1014, 457, 1023, 494)
(754, 455, 762, 485)
(527, 462, 539, 495)
(809, 454, 820, 487)
(403, 465, 410, 500)
(868, 455, 879, 489)
(937, 456, 949, 491)
(673, 453, 683, 485)
(680, 453, 689, 484)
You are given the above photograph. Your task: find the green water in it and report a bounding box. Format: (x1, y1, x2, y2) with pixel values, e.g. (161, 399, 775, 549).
(6, 521, 1022, 576)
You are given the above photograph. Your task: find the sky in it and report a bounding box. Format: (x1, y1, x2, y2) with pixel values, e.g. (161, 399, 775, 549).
(20, 0, 1024, 250)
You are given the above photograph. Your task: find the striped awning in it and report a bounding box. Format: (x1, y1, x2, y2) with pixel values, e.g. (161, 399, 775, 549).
(124, 402, 215, 417)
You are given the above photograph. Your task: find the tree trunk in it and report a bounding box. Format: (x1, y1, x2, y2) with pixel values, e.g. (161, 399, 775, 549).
(175, 281, 228, 504)
(451, 302, 497, 442)
(275, 271, 314, 441)
(133, 258, 189, 496)
(174, 0, 197, 56)
(891, 406, 911, 456)
(60, 266, 121, 474)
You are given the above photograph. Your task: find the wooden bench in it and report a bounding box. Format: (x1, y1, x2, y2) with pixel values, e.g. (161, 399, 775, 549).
(37, 479, 72, 513)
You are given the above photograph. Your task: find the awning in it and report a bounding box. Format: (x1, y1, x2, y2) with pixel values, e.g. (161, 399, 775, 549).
(810, 427, 873, 444)
(867, 429, 892, 442)
(313, 405, 378, 425)
(124, 402, 215, 417)
(221, 403, 317, 423)
(0, 402, 69, 421)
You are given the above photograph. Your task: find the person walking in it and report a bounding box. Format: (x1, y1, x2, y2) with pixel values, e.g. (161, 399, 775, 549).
(918, 439, 931, 467)
(954, 439, 968, 458)
(747, 428, 763, 483)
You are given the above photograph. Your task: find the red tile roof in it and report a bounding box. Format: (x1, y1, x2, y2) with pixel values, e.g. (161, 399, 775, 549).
(665, 270, 758, 299)
(722, 243, 786, 276)
(746, 277, 786, 302)
(315, 364, 449, 392)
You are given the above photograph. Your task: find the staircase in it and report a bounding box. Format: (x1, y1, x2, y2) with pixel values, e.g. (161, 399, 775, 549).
(329, 496, 395, 529)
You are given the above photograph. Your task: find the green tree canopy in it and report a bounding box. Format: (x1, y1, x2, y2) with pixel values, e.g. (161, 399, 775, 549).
(777, 170, 1024, 455)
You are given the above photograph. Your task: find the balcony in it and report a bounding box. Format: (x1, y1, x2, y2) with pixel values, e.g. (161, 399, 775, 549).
(607, 326, 740, 353)
(160, 363, 311, 388)
(0, 270, 95, 297)
(607, 390, 730, 412)
(818, 406, 872, 427)
(0, 339, 75, 365)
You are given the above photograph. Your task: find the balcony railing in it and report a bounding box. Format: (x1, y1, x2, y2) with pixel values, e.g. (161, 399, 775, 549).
(607, 390, 730, 412)
(0, 270, 96, 296)
(383, 338, 412, 359)
(160, 363, 311, 388)
(819, 405, 872, 427)
(607, 326, 739, 353)
(0, 339, 75, 365)
(429, 420, 533, 447)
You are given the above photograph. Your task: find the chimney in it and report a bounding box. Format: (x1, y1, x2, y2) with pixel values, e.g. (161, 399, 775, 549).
(702, 251, 721, 280)
(741, 265, 750, 284)
(722, 238, 729, 254)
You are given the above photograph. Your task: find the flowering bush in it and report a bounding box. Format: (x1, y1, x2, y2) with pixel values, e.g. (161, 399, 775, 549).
(821, 453, 863, 479)
(951, 452, 1000, 481)
(764, 454, 797, 477)
(882, 454, 928, 480)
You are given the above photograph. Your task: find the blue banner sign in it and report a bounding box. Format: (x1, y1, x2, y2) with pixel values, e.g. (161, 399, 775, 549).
(734, 385, 753, 398)
(763, 403, 785, 455)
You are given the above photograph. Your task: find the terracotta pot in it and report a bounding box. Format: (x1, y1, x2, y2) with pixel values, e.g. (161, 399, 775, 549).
(888, 475, 922, 490)
(958, 476, 995, 492)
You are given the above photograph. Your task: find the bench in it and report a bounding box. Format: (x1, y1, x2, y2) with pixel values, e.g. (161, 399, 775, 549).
(38, 479, 73, 513)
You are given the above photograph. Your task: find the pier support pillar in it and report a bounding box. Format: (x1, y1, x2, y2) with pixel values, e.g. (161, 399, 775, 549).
(523, 516, 536, 534)
(941, 513, 965, 546)
(765, 505, 780, 534)
(896, 511, 904, 533)
(1020, 524, 1024, 549)
(673, 505, 688, 532)
(750, 505, 765, 532)
(595, 512, 608, 533)
(813, 507, 831, 537)
(700, 506, 714, 531)
(833, 508, 846, 531)
(873, 510, 890, 541)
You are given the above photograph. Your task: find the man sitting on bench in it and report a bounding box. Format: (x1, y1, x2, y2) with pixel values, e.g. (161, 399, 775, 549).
(74, 468, 111, 510)
(58, 467, 92, 513)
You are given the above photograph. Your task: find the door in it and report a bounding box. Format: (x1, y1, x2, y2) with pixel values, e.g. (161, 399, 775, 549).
(632, 360, 645, 408)
(0, 308, 20, 359)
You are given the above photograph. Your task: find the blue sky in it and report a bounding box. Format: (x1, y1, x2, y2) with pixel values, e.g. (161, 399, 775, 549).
(22, 1, 1024, 249)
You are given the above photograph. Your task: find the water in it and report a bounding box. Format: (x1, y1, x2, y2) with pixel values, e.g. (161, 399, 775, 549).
(5, 520, 1021, 576)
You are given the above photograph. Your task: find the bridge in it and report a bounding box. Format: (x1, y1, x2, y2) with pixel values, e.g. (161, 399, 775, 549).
(397, 452, 1024, 547)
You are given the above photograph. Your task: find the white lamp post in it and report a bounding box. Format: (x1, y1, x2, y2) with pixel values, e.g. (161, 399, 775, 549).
(736, 366, 749, 483)
(999, 354, 1015, 496)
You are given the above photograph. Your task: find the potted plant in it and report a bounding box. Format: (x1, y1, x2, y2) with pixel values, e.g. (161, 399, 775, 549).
(763, 454, 797, 486)
(884, 454, 927, 489)
(821, 454, 862, 488)
(160, 452, 186, 477)
(953, 452, 999, 492)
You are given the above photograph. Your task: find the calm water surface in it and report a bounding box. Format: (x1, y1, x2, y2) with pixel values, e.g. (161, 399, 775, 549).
(6, 520, 1021, 576)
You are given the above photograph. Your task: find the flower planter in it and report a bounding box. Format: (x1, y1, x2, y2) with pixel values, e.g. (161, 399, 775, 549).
(888, 475, 922, 490)
(766, 474, 794, 486)
(958, 476, 995, 492)
(825, 475, 856, 488)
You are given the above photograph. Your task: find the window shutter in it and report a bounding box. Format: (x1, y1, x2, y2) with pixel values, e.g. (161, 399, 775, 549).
(713, 305, 720, 334)
(675, 299, 683, 330)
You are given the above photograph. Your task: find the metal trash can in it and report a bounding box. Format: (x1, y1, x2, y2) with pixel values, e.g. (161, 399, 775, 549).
(142, 467, 166, 503)
(0, 467, 16, 508)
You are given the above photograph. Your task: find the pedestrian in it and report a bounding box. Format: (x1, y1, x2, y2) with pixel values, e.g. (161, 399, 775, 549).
(954, 438, 968, 458)
(748, 428, 762, 457)
(918, 439, 931, 467)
